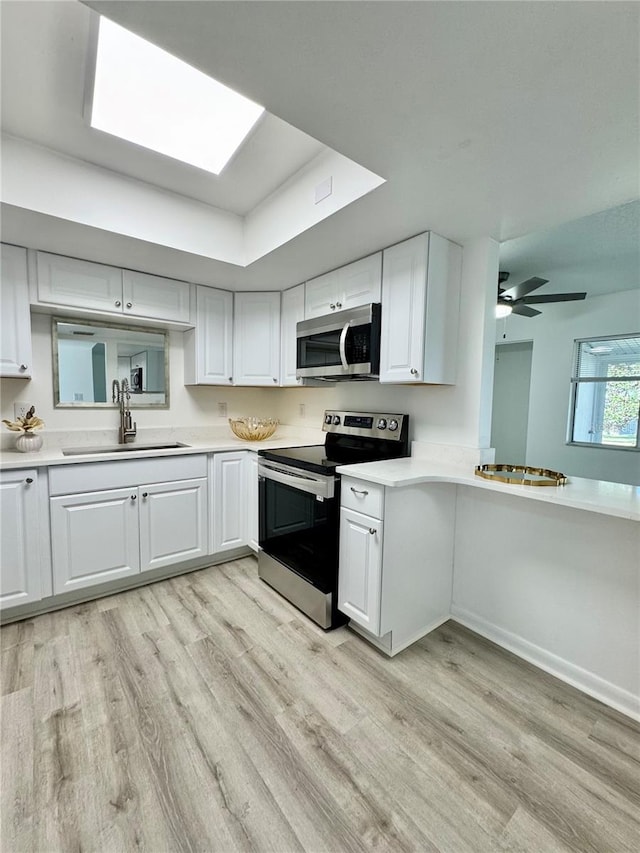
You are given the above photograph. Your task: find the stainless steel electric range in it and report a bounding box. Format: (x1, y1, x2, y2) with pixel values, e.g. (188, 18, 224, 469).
(257, 410, 410, 629)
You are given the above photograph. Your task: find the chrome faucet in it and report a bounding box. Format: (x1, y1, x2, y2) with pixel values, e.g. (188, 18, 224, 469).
(112, 378, 137, 444)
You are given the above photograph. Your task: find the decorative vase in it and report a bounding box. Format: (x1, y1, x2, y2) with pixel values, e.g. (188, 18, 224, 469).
(15, 431, 43, 453)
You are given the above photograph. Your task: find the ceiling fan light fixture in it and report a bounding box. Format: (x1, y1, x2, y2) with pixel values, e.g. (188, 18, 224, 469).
(495, 302, 513, 319)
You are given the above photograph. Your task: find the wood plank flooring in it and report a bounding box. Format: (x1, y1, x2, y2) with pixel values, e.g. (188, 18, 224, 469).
(2, 556, 639, 852)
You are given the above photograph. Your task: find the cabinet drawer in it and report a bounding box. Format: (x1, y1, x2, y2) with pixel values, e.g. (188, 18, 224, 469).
(49, 454, 208, 496)
(341, 477, 384, 518)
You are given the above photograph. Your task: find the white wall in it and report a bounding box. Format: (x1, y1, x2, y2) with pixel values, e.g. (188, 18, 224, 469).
(496, 289, 640, 484)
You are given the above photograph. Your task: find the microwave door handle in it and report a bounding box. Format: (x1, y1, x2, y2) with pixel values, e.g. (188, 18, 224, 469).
(339, 321, 351, 370)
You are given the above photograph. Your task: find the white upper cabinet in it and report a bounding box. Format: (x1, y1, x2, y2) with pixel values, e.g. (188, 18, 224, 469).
(233, 292, 281, 386)
(304, 252, 381, 319)
(122, 269, 191, 324)
(1, 244, 32, 378)
(184, 285, 233, 385)
(379, 233, 461, 385)
(280, 284, 305, 386)
(34, 251, 192, 326)
(36, 251, 123, 314)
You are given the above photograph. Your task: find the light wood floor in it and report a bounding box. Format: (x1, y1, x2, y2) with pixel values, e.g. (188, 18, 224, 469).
(2, 557, 639, 853)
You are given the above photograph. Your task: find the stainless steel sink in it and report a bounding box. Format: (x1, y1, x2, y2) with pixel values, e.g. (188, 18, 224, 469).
(62, 442, 190, 456)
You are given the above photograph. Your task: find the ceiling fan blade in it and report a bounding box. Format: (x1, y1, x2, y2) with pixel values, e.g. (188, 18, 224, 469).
(505, 276, 549, 300)
(511, 304, 542, 318)
(521, 292, 587, 304)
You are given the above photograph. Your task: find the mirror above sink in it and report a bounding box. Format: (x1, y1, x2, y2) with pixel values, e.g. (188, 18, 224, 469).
(52, 317, 169, 408)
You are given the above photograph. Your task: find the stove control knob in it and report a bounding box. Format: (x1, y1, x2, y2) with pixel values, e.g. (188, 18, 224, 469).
(333, 415, 341, 425)
(377, 418, 387, 430)
(388, 419, 399, 432)
(325, 414, 333, 425)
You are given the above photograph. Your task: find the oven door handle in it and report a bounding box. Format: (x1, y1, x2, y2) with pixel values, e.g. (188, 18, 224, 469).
(258, 461, 335, 499)
(339, 321, 351, 370)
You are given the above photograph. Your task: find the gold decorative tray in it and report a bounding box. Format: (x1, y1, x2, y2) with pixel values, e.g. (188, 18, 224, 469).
(475, 464, 567, 486)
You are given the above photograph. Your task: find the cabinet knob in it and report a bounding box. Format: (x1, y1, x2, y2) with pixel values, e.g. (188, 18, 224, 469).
(19, 364, 28, 371)
(142, 492, 148, 498)
(410, 368, 419, 376)
(336, 302, 342, 309)
(369, 528, 376, 535)
(273, 377, 278, 383)
(228, 376, 233, 383)
(115, 300, 121, 307)
(126, 302, 133, 309)
(25, 477, 33, 484)
(330, 303, 336, 310)
(131, 494, 137, 501)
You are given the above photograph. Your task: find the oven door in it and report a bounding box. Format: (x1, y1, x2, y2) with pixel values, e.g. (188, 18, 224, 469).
(296, 303, 380, 379)
(258, 459, 339, 593)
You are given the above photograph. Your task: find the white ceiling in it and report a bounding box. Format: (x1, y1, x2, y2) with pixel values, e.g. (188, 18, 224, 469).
(499, 201, 640, 300)
(1, 0, 639, 291)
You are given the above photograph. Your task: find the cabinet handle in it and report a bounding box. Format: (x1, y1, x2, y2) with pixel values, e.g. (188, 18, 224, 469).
(330, 303, 336, 310)
(126, 302, 133, 309)
(336, 302, 342, 309)
(142, 492, 148, 498)
(25, 477, 33, 484)
(350, 487, 369, 496)
(369, 528, 376, 535)
(19, 364, 28, 371)
(115, 300, 121, 307)
(131, 494, 137, 501)
(410, 368, 419, 376)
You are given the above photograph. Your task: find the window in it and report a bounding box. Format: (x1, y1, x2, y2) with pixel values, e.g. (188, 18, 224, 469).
(90, 17, 264, 175)
(569, 335, 640, 449)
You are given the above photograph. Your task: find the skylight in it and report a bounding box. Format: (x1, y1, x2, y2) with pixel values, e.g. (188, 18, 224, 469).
(90, 17, 264, 175)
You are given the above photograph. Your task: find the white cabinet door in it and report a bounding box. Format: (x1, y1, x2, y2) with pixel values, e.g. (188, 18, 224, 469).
(340, 253, 381, 311)
(338, 508, 383, 635)
(233, 292, 280, 386)
(1, 245, 32, 379)
(184, 286, 233, 385)
(122, 270, 191, 324)
(139, 478, 207, 572)
(380, 233, 461, 385)
(0, 470, 41, 609)
(36, 252, 123, 314)
(280, 284, 305, 386)
(246, 454, 259, 551)
(304, 269, 340, 319)
(50, 488, 140, 593)
(379, 234, 428, 383)
(211, 452, 247, 553)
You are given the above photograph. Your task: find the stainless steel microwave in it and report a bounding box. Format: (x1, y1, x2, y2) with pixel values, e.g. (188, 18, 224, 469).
(296, 303, 381, 381)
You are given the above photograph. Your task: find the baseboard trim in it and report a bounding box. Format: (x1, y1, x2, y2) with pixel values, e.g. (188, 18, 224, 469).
(450, 605, 640, 722)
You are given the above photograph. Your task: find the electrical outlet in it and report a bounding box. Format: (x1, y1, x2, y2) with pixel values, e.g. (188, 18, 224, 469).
(14, 402, 34, 420)
(218, 402, 228, 418)
(299, 403, 306, 418)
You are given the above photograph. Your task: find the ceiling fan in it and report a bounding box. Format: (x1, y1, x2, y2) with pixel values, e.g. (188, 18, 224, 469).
(497, 272, 587, 318)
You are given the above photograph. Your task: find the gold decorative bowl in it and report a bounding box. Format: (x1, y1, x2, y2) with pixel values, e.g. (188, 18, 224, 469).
(228, 417, 278, 441)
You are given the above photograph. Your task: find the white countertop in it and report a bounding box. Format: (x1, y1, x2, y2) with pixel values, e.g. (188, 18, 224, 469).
(337, 458, 640, 522)
(0, 434, 321, 470)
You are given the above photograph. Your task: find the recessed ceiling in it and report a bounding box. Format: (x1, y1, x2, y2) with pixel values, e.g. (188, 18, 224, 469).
(1, 0, 638, 291)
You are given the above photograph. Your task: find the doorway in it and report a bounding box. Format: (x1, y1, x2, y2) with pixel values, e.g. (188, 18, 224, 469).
(490, 341, 533, 464)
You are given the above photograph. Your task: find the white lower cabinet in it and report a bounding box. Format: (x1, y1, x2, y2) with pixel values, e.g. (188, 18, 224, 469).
(246, 453, 259, 551)
(49, 455, 209, 596)
(211, 452, 248, 553)
(338, 508, 383, 634)
(139, 478, 207, 571)
(50, 488, 140, 593)
(0, 470, 42, 608)
(338, 476, 456, 655)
